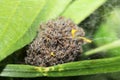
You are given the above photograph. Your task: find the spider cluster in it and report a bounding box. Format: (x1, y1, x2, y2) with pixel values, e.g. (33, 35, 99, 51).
(25, 17, 85, 67)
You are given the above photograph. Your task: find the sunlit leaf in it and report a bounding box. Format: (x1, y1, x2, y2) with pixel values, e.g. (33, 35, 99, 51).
(1, 56, 120, 77)
(62, 0, 107, 24)
(0, 0, 71, 62)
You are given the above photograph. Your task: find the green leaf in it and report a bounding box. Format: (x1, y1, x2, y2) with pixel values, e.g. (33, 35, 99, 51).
(94, 8, 120, 57)
(0, 0, 71, 62)
(1, 56, 120, 77)
(38, 0, 72, 22)
(84, 40, 120, 56)
(62, 0, 107, 24)
(0, 0, 46, 62)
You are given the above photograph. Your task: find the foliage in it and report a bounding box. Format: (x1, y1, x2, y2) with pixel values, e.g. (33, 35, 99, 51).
(0, 0, 120, 79)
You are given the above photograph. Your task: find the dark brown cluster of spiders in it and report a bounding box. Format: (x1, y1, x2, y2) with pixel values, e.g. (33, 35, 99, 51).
(25, 17, 86, 67)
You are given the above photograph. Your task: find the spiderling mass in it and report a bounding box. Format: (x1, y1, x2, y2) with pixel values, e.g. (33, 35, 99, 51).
(25, 17, 91, 67)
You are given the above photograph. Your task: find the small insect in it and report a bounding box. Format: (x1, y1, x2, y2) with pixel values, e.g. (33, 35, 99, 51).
(78, 37, 92, 43)
(71, 28, 77, 38)
(50, 52, 55, 56)
(71, 28, 92, 43)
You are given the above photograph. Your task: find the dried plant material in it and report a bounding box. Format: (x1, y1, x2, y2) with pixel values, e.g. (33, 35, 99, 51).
(25, 17, 86, 67)
(78, 37, 92, 43)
